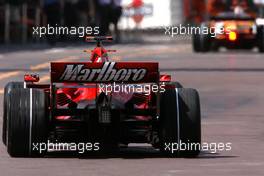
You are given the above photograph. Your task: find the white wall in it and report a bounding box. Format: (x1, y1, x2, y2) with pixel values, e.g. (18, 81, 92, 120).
(119, 0, 172, 29)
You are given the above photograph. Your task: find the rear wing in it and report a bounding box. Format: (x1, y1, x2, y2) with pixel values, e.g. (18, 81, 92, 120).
(50, 62, 159, 83)
(86, 36, 113, 42)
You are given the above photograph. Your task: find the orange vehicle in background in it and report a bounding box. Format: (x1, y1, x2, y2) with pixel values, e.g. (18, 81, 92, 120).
(192, 0, 264, 52)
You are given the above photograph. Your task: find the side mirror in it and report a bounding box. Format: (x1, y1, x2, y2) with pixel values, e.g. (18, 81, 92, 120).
(24, 74, 40, 82)
(160, 75, 171, 82)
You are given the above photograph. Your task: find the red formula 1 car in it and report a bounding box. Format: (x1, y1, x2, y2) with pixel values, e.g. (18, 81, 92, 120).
(2, 36, 201, 157)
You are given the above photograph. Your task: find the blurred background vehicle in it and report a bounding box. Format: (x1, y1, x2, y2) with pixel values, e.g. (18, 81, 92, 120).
(0, 0, 264, 45)
(192, 0, 264, 52)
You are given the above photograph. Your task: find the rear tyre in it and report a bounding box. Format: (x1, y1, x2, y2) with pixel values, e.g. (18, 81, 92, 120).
(192, 23, 211, 52)
(174, 82, 183, 88)
(159, 88, 201, 157)
(193, 31, 201, 52)
(7, 88, 48, 157)
(2, 82, 23, 146)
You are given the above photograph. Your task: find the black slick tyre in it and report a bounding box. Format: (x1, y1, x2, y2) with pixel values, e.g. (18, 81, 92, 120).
(7, 88, 48, 157)
(159, 88, 201, 157)
(2, 82, 23, 145)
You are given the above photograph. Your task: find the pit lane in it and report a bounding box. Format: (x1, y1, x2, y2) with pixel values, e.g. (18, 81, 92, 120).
(0, 43, 263, 176)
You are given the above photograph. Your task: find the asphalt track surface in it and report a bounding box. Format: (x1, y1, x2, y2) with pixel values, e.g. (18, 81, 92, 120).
(0, 42, 264, 176)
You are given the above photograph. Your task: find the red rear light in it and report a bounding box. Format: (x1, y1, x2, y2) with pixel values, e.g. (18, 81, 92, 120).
(229, 31, 237, 41)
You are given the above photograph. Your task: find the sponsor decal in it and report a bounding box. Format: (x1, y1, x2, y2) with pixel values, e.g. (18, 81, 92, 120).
(59, 62, 147, 82)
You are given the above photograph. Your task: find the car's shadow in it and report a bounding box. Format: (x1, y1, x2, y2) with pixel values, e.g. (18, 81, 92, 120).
(45, 146, 237, 160)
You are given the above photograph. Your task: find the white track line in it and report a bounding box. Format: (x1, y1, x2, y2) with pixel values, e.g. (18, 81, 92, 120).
(44, 48, 65, 54)
(0, 71, 20, 80)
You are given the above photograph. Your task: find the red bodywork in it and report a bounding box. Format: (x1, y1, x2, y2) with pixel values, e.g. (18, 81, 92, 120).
(24, 36, 171, 122)
(34, 37, 165, 121)
(58, 36, 116, 111)
(51, 62, 160, 119)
